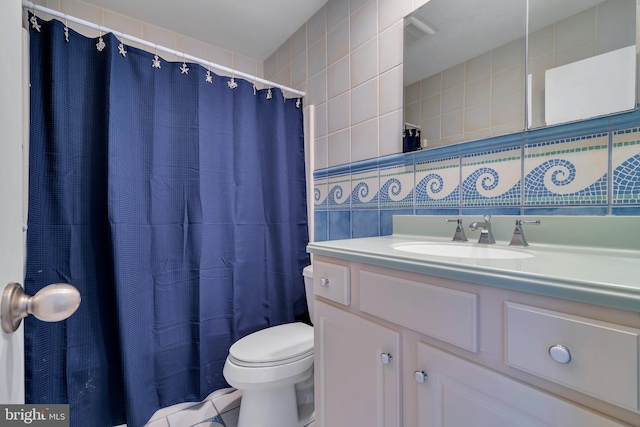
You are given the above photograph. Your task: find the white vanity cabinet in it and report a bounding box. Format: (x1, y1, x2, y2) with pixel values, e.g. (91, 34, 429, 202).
(311, 256, 640, 427)
(315, 300, 401, 427)
(413, 342, 626, 426)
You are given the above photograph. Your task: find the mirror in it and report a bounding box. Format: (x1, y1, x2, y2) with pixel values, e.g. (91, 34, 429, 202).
(403, 0, 637, 148)
(527, 0, 637, 128)
(403, 0, 527, 149)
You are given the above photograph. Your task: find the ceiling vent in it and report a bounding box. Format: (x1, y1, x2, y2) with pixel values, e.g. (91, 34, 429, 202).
(404, 14, 436, 46)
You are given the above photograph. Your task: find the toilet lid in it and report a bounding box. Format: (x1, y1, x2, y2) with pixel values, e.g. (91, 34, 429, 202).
(228, 323, 314, 367)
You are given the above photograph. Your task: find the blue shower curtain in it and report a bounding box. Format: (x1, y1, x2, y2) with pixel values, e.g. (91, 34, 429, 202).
(25, 17, 310, 427)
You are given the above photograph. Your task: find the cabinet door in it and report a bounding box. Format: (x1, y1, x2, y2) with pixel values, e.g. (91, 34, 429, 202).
(414, 342, 626, 427)
(315, 300, 401, 427)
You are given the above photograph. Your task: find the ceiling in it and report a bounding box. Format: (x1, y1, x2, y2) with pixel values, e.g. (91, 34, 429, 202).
(82, 0, 328, 61)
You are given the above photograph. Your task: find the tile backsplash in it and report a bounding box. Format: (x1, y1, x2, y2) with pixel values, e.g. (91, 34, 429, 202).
(314, 111, 640, 241)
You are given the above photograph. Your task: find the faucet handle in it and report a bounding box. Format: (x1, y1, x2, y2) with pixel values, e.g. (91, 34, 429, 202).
(444, 219, 468, 242)
(516, 219, 541, 227)
(483, 214, 492, 222)
(510, 219, 541, 247)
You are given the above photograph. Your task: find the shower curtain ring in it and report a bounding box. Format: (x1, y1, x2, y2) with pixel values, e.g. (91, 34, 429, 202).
(63, 14, 69, 42)
(29, 9, 41, 32)
(205, 64, 213, 83)
(117, 32, 127, 57)
(266, 82, 273, 100)
(96, 27, 106, 51)
(227, 71, 238, 89)
(180, 53, 189, 75)
(152, 44, 161, 68)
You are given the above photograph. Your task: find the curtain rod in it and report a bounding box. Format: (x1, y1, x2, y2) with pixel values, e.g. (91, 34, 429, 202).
(22, 0, 306, 98)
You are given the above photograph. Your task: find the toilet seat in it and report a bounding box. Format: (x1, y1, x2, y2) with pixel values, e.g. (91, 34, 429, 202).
(228, 322, 314, 368)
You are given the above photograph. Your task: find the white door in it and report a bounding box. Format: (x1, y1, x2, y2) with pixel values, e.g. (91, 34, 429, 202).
(0, 0, 27, 404)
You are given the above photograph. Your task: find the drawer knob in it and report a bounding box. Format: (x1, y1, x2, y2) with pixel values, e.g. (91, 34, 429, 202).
(414, 370, 428, 384)
(549, 344, 572, 364)
(320, 278, 330, 287)
(380, 353, 393, 365)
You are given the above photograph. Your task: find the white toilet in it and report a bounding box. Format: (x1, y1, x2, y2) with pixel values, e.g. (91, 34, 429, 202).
(223, 265, 315, 427)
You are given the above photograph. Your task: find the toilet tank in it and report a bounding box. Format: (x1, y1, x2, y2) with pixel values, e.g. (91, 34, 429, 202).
(302, 265, 314, 323)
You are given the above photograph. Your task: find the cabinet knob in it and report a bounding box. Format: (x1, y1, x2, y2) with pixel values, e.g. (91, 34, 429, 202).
(414, 370, 428, 384)
(320, 278, 330, 287)
(380, 353, 393, 365)
(549, 344, 572, 364)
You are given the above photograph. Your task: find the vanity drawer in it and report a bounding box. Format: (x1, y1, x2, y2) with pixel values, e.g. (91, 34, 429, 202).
(313, 261, 350, 306)
(505, 302, 640, 411)
(359, 270, 477, 352)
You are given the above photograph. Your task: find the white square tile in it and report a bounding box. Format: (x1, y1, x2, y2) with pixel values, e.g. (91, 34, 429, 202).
(422, 73, 442, 99)
(378, 0, 412, 32)
(441, 110, 463, 139)
(103, 10, 143, 39)
(350, 38, 377, 88)
(491, 92, 523, 127)
(308, 37, 327, 78)
(328, 129, 351, 167)
(379, 21, 403, 74)
(465, 51, 491, 82)
(441, 85, 464, 115)
(350, 0, 377, 51)
(328, 56, 350, 100)
(327, 0, 349, 32)
(465, 77, 490, 108)
(403, 101, 421, 128)
(491, 65, 522, 100)
(264, 51, 278, 81)
(420, 94, 441, 121)
(166, 401, 219, 427)
(177, 36, 207, 61)
(307, 70, 327, 106)
(233, 54, 259, 77)
(59, 0, 103, 37)
(314, 103, 328, 138)
(442, 63, 465, 91)
(379, 110, 403, 156)
(307, 6, 327, 48)
(291, 52, 307, 89)
(491, 38, 524, 74)
(528, 26, 554, 60)
(207, 45, 234, 71)
(278, 38, 291, 71)
(327, 19, 349, 66)
(351, 78, 377, 125)
(379, 66, 403, 115)
(314, 135, 329, 170)
(328, 92, 350, 133)
(404, 81, 422, 106)
(351, 118, 379, 162)
(554, 7, 596, 51)
(291, 24, 307, 59)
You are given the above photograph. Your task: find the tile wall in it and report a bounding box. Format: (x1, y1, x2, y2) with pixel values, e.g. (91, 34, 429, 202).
(313, 113, 640, 241)
(264, 0, 640, 242)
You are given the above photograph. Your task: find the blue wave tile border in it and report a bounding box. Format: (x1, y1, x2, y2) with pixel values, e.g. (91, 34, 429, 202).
(415, 156, 460, 207)
(612, 127, 640, 205)
(524, 133, 609, 206)
(461, 146, 521, 207)
(312, 109, 640, 241)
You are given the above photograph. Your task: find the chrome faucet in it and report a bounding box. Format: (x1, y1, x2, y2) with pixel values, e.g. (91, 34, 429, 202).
(444, 219, 468, 242)
(469, 215, 495, 244)
(509, 219, 541, 247)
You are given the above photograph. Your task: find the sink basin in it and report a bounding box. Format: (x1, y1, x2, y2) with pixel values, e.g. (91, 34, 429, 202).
(393, 243, 534, 259)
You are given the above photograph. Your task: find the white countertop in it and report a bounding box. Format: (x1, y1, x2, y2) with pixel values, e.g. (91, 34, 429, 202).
(307, 216, 640, 312)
